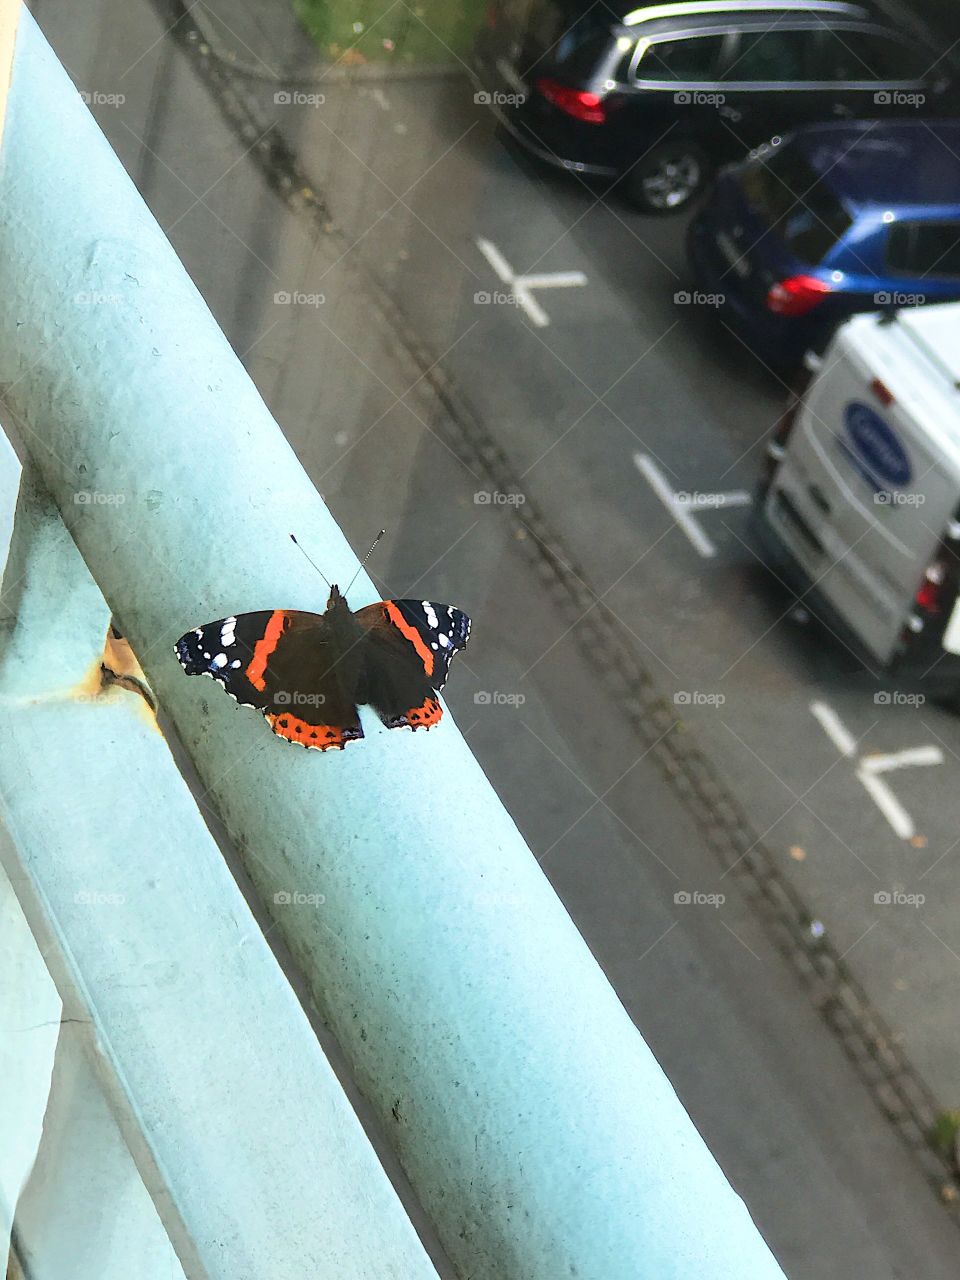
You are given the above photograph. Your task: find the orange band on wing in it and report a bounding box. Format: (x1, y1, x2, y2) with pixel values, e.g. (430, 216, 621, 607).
(266, 711, 362, 751)
(404, 696, 442, 728)
(385, 602, 434, 676)
(246, 610, 289, 691)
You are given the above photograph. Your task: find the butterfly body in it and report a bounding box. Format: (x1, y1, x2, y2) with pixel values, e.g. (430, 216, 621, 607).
(175, 586, 470, 751)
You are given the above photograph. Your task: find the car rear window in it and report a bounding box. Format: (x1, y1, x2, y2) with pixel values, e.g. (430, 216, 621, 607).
(636, 35, 725, 82)
(740, 147, 853, 263)
(553, 29, 622, 80)
(722, 29, 814, 82)
(888, 222, 960, 277)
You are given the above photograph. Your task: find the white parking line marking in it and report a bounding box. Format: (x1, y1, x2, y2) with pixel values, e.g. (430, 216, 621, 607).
(860, 746, 944, 774)
(633, 453, 752, 558)
(810, 700, 858, 757)
(855, 769, 917, 841)
(476, 237, 587, 328)
(634, 452, 716, 557)
(810, 701, 943, 841)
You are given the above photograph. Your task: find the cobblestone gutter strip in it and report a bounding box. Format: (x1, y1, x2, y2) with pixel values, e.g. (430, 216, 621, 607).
(155, 0, 960, 1211)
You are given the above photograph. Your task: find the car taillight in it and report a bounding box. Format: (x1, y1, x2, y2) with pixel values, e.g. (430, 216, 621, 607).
(915, 562, 947, 616)
(536, 77, 606, 124)
(765, 275, 833, 317)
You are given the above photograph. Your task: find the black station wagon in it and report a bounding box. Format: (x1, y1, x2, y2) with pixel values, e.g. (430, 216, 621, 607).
(473, 0, 951, 211)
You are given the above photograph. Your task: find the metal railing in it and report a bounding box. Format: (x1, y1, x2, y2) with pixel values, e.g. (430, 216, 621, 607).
(0, 10, 786, 1279)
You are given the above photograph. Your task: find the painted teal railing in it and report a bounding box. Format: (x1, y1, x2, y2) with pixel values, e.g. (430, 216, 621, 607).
(0, 12, 786, 1280)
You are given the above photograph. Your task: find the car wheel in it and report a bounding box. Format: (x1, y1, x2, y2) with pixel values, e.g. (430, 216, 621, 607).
(626, 142, 708, 213)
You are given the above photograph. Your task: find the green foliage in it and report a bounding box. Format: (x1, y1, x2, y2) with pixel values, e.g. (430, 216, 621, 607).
(293, 0, 486, 65)
(931, 1110, 960, 1157)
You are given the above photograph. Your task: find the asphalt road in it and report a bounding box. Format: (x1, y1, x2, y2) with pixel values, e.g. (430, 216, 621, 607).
(28, 1, 960, 1275)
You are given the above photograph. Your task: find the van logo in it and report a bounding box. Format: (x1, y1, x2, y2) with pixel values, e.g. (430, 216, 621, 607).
(842, 401, 912, 491)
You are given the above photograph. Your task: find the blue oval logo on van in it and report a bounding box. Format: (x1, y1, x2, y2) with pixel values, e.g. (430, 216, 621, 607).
(843, 402, 912, 489)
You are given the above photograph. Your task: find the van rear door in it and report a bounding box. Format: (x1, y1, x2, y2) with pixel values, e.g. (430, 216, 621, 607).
(765, 326, 957, 664)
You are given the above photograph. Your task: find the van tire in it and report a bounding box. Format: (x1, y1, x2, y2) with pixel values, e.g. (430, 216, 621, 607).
(625, 141, 709, 213)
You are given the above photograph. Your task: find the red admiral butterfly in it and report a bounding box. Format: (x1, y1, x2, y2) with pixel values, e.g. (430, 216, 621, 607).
(175, 585, 470, 751)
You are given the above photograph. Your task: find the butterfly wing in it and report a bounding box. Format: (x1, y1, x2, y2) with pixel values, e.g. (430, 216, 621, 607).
(174, 609, 364, 750)
(353, 599, 470, 730)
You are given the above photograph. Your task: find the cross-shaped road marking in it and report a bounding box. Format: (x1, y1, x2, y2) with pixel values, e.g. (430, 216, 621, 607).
(810, 701, 943, 841)
(476, 237, 587, 328)
(633, 452, 752, 558)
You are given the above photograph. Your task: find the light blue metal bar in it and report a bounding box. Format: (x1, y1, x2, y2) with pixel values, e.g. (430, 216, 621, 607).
(0, 13, 785, 1279)
(0, 471, 443, 1280)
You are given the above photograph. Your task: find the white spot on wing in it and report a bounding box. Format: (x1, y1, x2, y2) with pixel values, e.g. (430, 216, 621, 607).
(422, 601, 438, 629)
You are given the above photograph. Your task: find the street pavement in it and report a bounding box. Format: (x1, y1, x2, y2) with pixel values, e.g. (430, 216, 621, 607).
(27, 0, 960, 1274)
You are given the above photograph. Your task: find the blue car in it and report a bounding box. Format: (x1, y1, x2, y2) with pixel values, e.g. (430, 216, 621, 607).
(687, 119, 960, 366)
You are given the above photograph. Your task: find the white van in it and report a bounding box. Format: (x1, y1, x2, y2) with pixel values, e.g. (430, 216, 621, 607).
(757, 301, 960, 697)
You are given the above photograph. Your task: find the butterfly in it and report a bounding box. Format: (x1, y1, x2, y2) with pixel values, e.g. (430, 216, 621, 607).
(175, 585, 470, 751)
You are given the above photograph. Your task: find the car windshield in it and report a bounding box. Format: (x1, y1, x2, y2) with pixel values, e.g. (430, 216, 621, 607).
(741, 146, 853, 261)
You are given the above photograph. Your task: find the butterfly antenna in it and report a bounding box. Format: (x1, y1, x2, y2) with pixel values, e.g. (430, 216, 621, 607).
(290, 534, 331, 588)
(344, 529, 386, 596)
